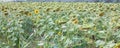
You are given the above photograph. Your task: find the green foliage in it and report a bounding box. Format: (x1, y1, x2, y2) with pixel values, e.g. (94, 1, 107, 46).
(0, 2, 120, 48)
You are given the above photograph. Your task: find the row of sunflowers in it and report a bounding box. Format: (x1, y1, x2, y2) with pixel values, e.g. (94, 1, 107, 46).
(0, 2, 120, 48)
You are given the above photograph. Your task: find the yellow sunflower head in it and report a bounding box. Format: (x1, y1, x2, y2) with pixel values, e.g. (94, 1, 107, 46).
(34, 9, 39, 14)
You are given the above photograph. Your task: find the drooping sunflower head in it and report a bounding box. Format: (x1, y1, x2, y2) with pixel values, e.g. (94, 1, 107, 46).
(58, 32, 62, 36)
(24, 11, 29, 15)
(34, 9, 39, 14)
(27, 12, 32, 16)
(114, 43, 120, 48)
(99, 12, 104, 16)
(72, 18, 79, 24)
(46, 8, 51, 12)
(4, 12, 9, 16)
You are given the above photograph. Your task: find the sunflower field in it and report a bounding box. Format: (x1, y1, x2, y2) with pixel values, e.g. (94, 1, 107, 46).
(0, 2, 120, 48)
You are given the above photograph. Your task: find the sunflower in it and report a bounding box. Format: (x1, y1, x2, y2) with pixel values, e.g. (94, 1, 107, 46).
(110, 6, 116, 11)
(24, 11, 29, 15)
(2, 8, 5, 11)
(58, 32, 62, 36)
(16, 14, 21, 16)
(1, 7, 8, 12)
(79, 27, 91, 31)
(55, 7, 61, 12)
(72, 18, 79, 24)
(19, 10, 24, 14)
(93, 26, 97, 31)
(114, 43, 120, 48)
(99, 4, 102, 8)
(4, 12, 9, 16)
(99, 12, 104, 16)
(111, 17, 116, 23)
(27, 12, 32, 16)
(34, 9, 39, 14)
(46, 8, 51, 12)
(4, 10, 7, 12)
(37, 16, 41, 19)
(8, 18, 12, 22)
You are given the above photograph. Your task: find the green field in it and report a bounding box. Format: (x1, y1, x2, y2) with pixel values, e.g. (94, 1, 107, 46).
(0, 2, 120, 48)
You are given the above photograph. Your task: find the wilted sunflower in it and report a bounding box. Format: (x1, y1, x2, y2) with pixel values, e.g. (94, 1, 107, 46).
(113, 26, 120, 31)
(55, 7, 61, 11)
(16, 14, 21, 16)
(34, 9, 39, 14)
(58, 32, 62, 36)
(1, 7, 8, 12)
(99, 12, 104, 16)
(2, 8, 5, 11)
(72, 18, 79, 24)
(46, 8, 51, 12)
(111, 17, 116, 23)
(110, 6, 116, 11)
(4, 10, 7, 12)
(8, 18, 12, 22)
(93, 26, 97, 31)
(37, 16, 42, 19)
(79, 27, 91, 31)
(27, 12, 32, 16)
(4, 12, 9, 16)
(114, 43, 120, 48)
(99, 4, 102, 8)
(24, 11, 29, 15)
(53, 7, 61, 12)
(19, 10, 24, 14)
